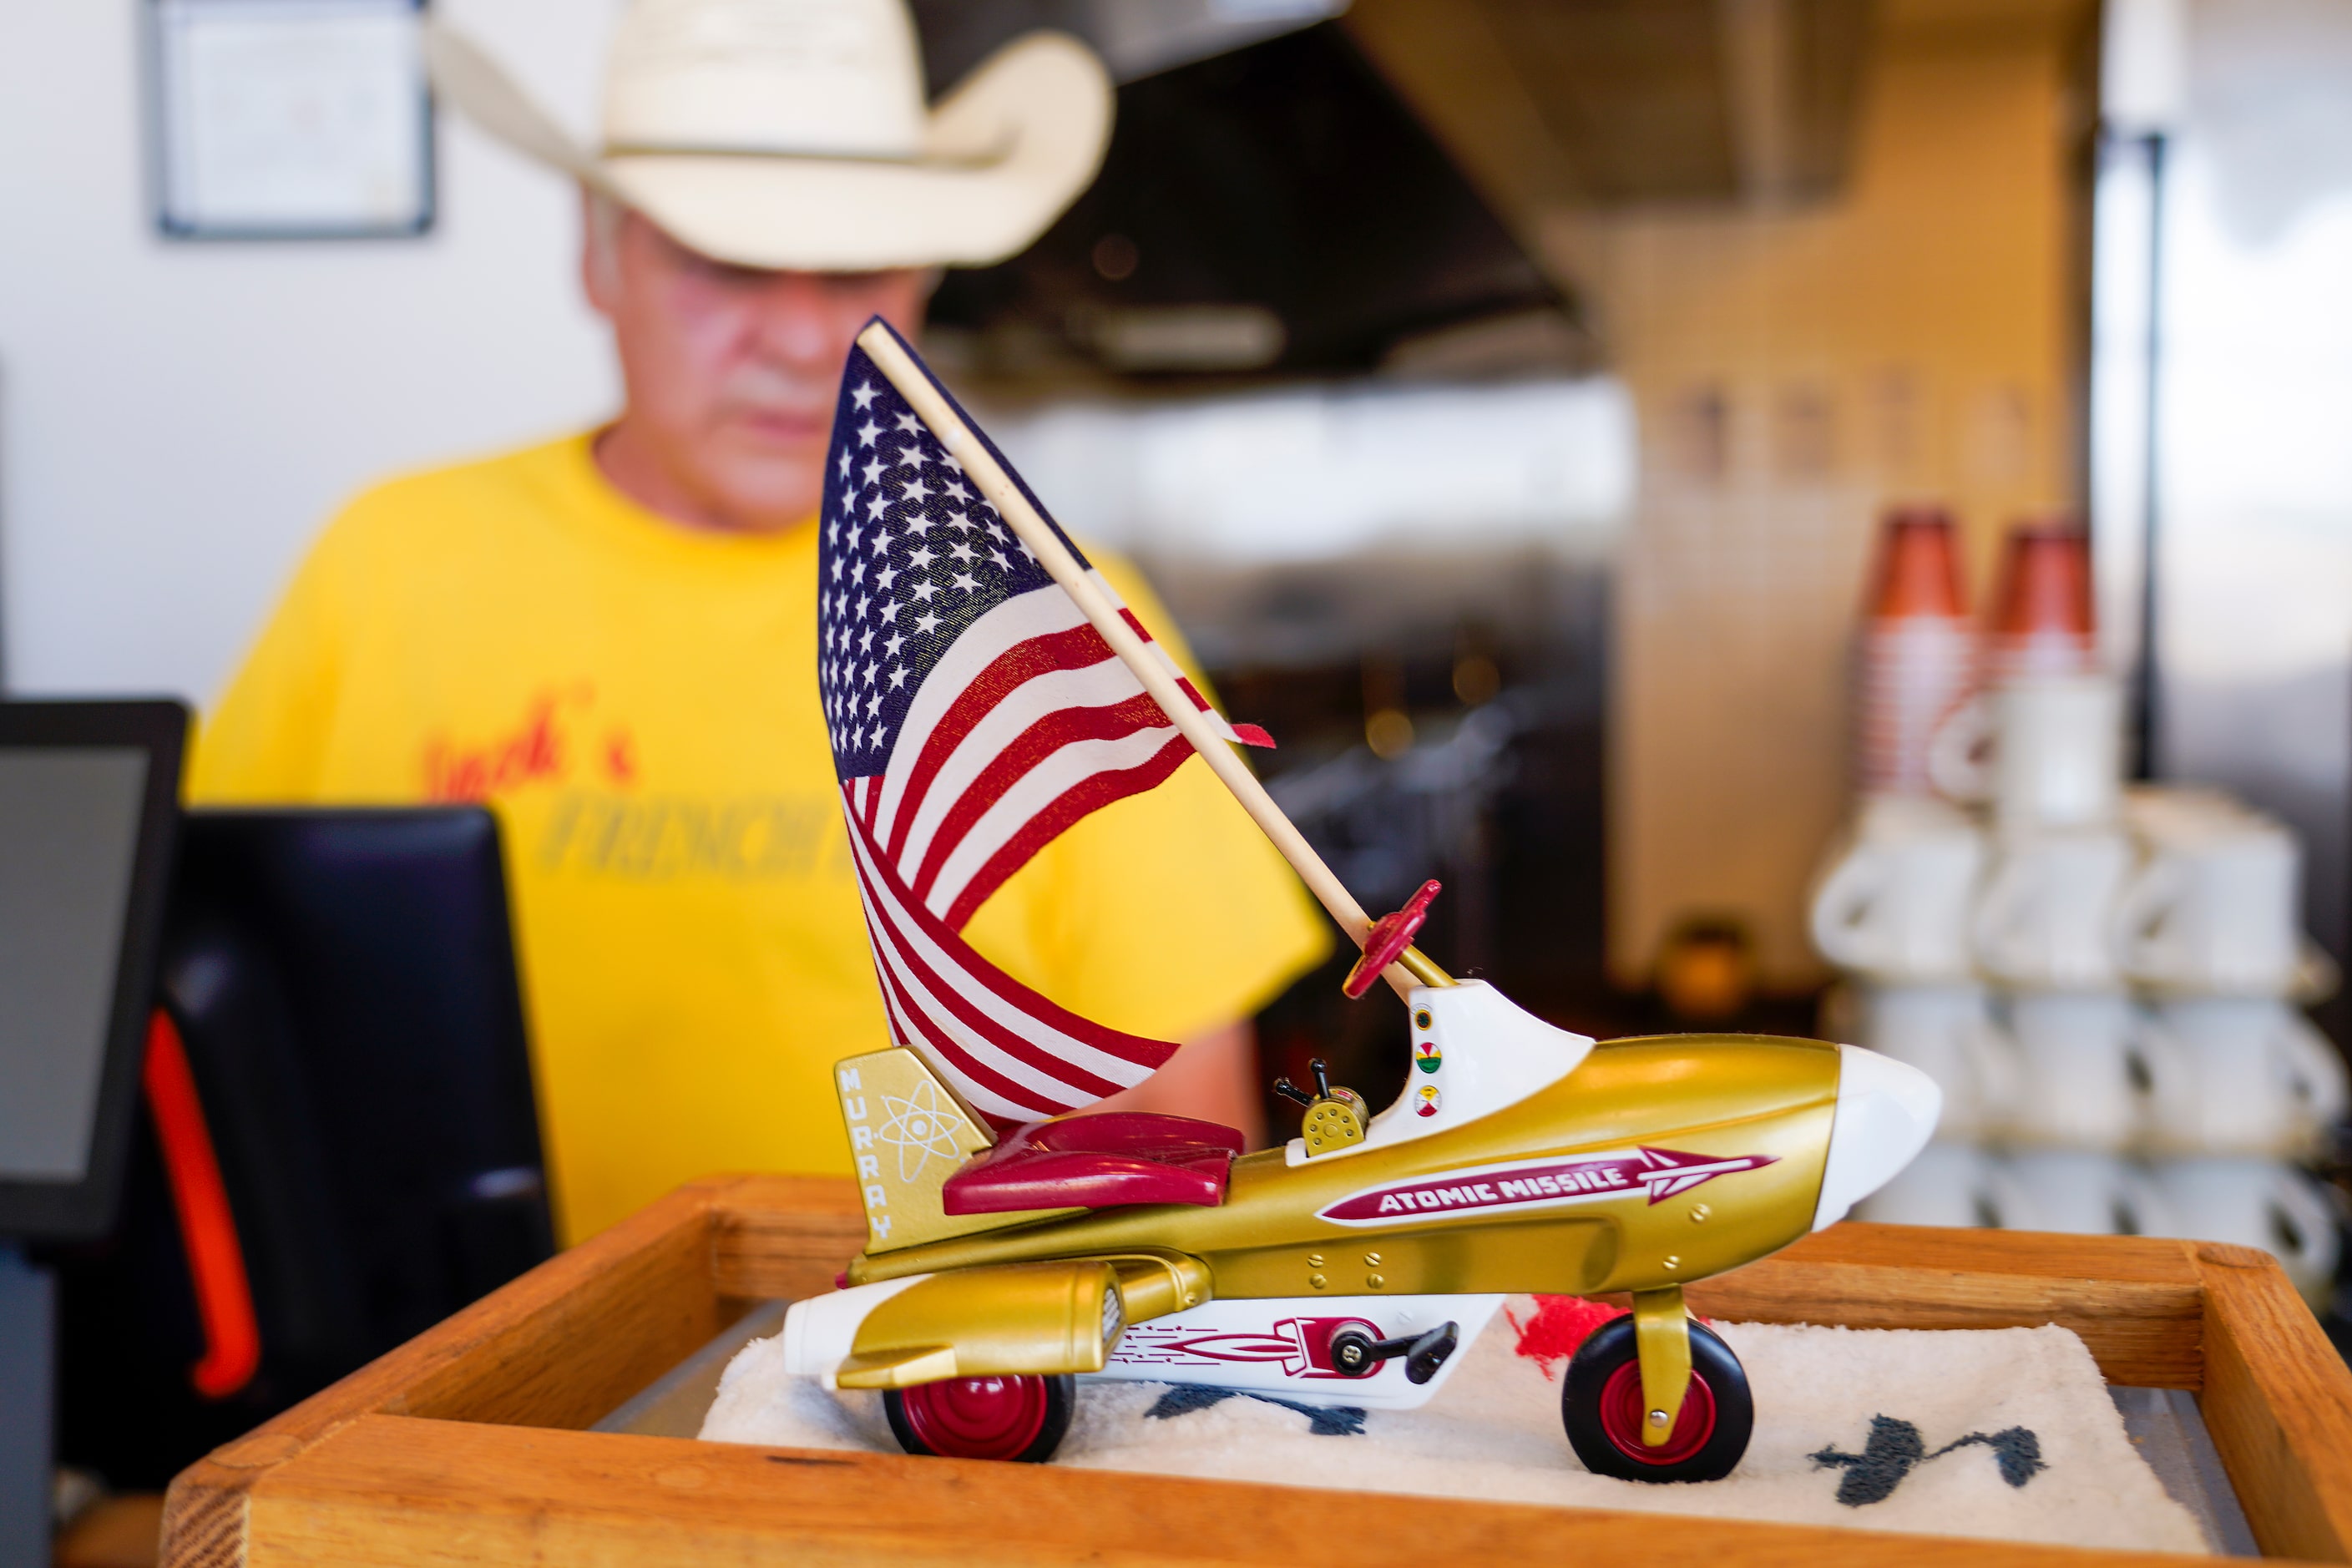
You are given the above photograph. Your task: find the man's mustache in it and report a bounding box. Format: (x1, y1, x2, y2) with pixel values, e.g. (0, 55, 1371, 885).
(725, 360, 824, 400)
(717, 366, 831, 425)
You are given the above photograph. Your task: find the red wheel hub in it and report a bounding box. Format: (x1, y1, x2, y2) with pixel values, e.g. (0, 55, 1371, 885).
(1596, 1360, 1719, 1465)
(894, 1376, 1054, 1460)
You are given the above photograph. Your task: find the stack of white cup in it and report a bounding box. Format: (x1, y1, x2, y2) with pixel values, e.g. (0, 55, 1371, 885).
(1808, 522, 2346, 1306)
(1851, 505, 1978, 797)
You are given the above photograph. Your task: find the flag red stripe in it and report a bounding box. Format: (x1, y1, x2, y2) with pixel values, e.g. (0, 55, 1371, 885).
(884, 624, 1112, 863)
(940, 733, 1195, 931)
(857, 836, 1149, 1090)
(1113, 608, 1210, 717)
(856, 856, 1133, 1106)
(867, 940, 1057, 1125)
(867, 852, 1172, 1070)
(1114, 606, 1270, 745)
(856, 899, 944, 1073)
(848, 797, 1170, 1078)
(908, 690, 1172, 906)
(853, 842, 1097, 1103)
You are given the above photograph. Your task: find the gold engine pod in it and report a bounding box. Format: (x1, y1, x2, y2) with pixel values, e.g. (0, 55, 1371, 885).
(1099, 1250, 1213, 1320)
(837, 1260, 1125, 1388)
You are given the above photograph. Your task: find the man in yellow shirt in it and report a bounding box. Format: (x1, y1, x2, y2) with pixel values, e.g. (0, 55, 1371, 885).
(192, 0, 1328, 1242)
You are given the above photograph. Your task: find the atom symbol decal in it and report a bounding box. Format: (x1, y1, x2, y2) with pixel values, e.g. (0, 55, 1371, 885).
(878, 1075, 964, 1181)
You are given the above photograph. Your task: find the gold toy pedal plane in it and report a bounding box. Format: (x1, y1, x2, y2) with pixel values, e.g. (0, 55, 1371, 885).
(784, 922, 1940, 1481)
(792, 321, 1944, 1482)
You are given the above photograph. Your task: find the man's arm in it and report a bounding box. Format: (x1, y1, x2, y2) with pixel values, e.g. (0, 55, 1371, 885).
(1095, 1021, 1267, 1147)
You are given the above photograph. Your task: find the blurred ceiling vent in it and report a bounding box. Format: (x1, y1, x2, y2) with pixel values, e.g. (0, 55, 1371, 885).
(921, 21, 1577, 382)
(1083, 304, 1289, 372)
(1379, 308, 1592, 380)
(1343, 0, 1874, 213)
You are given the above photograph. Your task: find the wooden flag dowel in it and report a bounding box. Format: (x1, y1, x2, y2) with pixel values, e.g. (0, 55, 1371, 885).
(857, 322, 1435, 1003)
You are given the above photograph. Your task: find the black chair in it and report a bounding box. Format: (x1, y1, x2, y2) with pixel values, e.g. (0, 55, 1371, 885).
(57, 808, 551, 1489)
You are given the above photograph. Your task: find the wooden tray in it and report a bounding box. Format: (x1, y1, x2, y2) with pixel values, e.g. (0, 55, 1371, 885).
(161, 1174, 2352, 1566)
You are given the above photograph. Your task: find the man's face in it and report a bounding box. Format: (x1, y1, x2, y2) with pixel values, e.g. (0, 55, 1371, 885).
(585, 201, 933, 532)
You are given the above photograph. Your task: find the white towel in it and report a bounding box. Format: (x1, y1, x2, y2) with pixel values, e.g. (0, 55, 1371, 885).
(701, 1297, 2206, 1554)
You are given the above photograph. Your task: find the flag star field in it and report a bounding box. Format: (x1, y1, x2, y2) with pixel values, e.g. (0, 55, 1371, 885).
(817, 360, 1075, 778)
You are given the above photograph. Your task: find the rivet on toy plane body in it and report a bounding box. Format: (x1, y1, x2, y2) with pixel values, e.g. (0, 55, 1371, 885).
(785, 320, 1942, 1482)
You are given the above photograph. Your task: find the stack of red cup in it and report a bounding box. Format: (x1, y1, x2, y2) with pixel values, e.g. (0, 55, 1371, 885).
(1853, 506, 1978, 797)
(1983, 524, 2097, 682)
(1818, 515, 2344, 1297)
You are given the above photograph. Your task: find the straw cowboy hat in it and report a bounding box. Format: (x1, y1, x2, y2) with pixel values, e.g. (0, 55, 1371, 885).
(425, 0, 1113, 271)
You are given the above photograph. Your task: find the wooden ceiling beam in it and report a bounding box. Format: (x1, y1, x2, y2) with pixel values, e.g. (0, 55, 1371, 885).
(1342, 0, 1589, 232)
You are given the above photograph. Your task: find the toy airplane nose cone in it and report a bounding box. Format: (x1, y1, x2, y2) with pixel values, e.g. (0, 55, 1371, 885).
(1812, 1044, 1943, 1231)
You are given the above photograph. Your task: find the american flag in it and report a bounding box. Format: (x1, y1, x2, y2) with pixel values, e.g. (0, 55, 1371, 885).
(819, 321, 1273, 1129)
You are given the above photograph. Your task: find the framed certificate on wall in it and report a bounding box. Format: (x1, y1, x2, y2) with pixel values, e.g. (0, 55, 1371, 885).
(149, 0, 435, 240)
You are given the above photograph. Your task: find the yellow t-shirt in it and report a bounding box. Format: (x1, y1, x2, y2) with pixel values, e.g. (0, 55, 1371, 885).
(190, 434, 1330, 1241)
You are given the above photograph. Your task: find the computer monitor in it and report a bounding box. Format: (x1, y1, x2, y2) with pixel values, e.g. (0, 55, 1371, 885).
(161, 807, 551, 1344)
(0, 701, 186, 1242)
(0, 700, 184, 1566)
(56, 806, 551, 1489)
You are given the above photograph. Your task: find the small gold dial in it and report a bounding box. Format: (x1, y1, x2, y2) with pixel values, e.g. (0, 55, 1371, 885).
(1302, 1097, 1366, 1153)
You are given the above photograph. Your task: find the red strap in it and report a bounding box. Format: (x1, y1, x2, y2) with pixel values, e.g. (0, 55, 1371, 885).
(143, 1009, 261, 1399)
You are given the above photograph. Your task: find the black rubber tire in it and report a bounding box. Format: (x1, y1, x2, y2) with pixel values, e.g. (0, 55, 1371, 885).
(1562, 1317, 1753, 1483)
(884, 1373, 1075, 1463)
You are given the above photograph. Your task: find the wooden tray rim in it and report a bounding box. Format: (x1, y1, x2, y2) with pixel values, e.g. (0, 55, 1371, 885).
(159, 1173, 2352, 1567)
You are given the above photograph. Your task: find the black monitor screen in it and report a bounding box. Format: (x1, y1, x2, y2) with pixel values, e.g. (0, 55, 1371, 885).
(0, 748, 151, 1181)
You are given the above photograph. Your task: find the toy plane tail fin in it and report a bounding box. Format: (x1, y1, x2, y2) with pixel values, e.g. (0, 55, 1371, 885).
(836, 1048, 1013, 1252)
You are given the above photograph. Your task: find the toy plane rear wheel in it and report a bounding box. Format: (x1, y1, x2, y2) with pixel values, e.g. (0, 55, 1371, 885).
(884, 1373, 1075, 1463)
(1562, 1318, 1753, 1483)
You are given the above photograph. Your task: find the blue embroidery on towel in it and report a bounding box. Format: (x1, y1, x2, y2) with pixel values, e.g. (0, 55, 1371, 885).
(1812, 1415, 2046, 1505)
(1144, 1384, 1368, 1436)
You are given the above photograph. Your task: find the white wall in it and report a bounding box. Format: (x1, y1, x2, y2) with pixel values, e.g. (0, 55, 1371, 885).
(0, 0, 623, 701)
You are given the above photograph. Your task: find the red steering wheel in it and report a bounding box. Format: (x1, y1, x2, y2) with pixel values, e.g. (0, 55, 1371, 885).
(1343, 880, 1441, 999)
